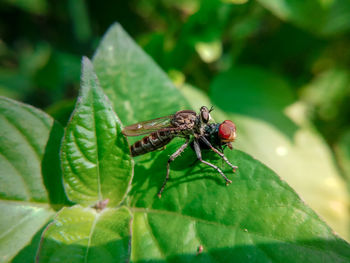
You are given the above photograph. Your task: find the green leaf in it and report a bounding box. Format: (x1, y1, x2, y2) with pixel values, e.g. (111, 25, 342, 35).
(90, 24, 350, 261)
(36, 206, 132, 263)
(11, 224, 48, 263)
(0, 203, 52, 263)
(257, 0, 350, 36)
(0, 97, 63, 262)
(129, 149, 350, 262)
(0, 97, 51, 202)
(93, 23, 189, 125)
(208, 67, 349, 241)
(61, 57, 133, 206)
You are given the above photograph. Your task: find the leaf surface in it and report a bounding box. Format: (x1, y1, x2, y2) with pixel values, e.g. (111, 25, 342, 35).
(36, 206, 132, 263)
(209, 67, 349, 241)
(0, 97, 61, 262)
(61, 57, 133, 206)
(129, 149, 350, 262)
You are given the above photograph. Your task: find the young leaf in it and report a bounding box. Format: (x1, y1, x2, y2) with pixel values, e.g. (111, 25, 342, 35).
(93, 22, 189, 125)
(0, 97, 61, 262)
(61, 57, 133, 206)
(36, 206, 132, 263)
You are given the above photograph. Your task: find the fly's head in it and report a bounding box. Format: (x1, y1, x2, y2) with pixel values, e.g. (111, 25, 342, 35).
(218, 120, 236, 150)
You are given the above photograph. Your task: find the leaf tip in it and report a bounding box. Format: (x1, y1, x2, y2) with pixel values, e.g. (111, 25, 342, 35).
(81, 56, 93, 70)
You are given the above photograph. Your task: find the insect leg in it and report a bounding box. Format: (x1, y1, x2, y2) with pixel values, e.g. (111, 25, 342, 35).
(199, 136, 238, 172)
(193, 140, 232, 184)
(158, 138, 190, 198)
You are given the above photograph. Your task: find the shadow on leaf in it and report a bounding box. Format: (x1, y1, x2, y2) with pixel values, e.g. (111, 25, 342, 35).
(129, 140, 237, 200)
(42, 121, 72, 209)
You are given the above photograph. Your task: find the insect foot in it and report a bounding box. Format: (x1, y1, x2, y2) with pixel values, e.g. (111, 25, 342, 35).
(226, 180, 232, 186)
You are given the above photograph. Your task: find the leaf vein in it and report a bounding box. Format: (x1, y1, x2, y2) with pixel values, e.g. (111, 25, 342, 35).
(91, 97, 103, 201)
(0, 152, 31, 199)
(71, 129, 96, 165)
(0, 211, 36, 241)
(144, 212, 167, 260)
(2, 114, 42, 161)
(84, 213, 99, 263)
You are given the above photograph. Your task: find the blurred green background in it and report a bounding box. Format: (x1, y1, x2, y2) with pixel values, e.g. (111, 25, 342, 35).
(1, 0, 350, 239)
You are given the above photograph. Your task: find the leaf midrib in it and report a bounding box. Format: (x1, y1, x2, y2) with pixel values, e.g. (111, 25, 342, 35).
(91, 93, 102, 202)
(84, 213, 99, 263)
(131, 207, 313, 242)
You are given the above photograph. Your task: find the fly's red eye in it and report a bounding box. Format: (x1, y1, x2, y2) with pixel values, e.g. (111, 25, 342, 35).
(218, 120, 236, 141)
(223, 120, 236, 130)
(219, 124, 231, 139)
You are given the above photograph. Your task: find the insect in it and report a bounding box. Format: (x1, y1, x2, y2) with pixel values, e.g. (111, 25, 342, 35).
(122, 106, 237, 197)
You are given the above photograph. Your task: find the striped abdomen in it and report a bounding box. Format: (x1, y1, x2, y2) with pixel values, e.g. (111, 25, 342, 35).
(131, 131, 174, 157)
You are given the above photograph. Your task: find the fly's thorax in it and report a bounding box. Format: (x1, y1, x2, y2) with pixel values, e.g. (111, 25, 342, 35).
(166, 127, 194, 138)
(171, 110, 197, 130)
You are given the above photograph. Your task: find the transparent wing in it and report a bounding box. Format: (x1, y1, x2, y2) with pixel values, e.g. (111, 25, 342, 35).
(122, 115, 174, 136)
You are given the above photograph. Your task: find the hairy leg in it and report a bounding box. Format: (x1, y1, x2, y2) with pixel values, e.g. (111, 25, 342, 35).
(158, 138, 190, 198)
(199, 136, 238, 171)
(193, 140, 232, 184)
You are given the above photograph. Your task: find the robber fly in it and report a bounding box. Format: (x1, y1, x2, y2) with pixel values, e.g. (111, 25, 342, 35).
(122, 106, 237, 197)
